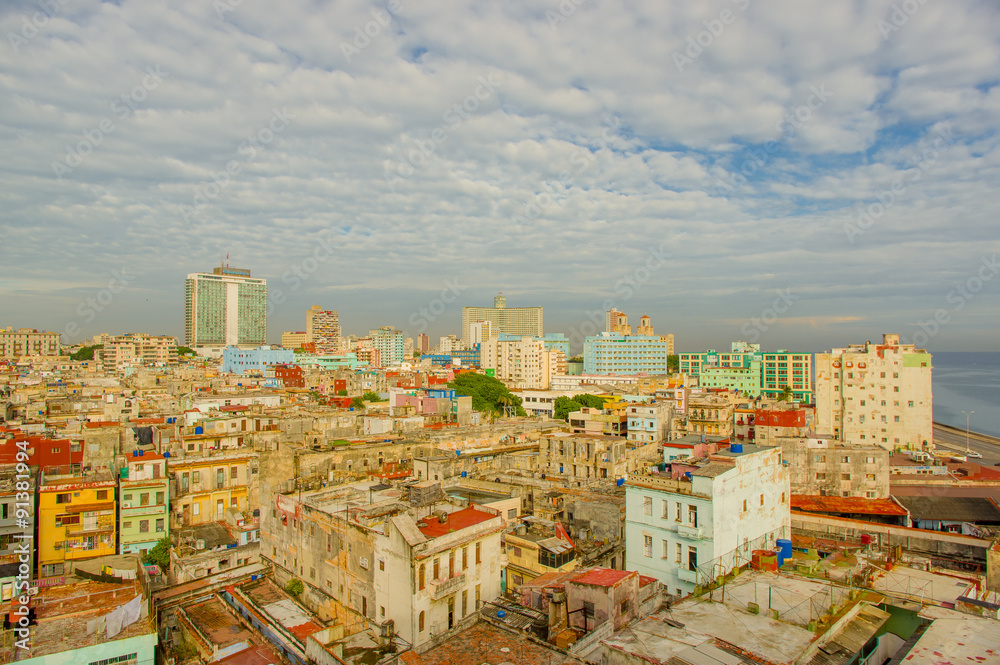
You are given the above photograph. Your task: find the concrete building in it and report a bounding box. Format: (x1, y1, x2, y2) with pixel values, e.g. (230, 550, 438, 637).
(0, 326, 61, 358)
(184, 264, 267, 352)
(815, 333, 933, 451)
(119, 450, 170, 554)
(38, 469, 118, 581)
(583, 333, 670, 375)
(504, 517, 577, 589)
(168, 449, 254, 527)
(606, 308, 630, 335)
(480, 335, 566, 389)
(222, 345, 294, 375)
(625, 445, 790, 595)
(568, 406, 627, 437)
(370, 326, 405, 367)
(0, 468, 34, 565)
(777, 436, 890, 498)
(625, 402, 674, 444)
(538, 432, 627, 481)
(680, 342, 813, 402)
(683, 394, 734, 437)
(462, 293, 543, 344)
(101, 332, 178, 371)
(416, 333, 429, 353)
(307, 305, 341, 353)
(281, 331, 310, 348)
(376, 504, 505, 649)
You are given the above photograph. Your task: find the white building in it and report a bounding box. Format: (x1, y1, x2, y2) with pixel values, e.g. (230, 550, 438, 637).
(815, 333, 932, 451)
(625, 445, 790, 596)
(480, 336, 565, 389)
(376, 505, 504, 648)
(625, 402, 674, 444)
(184, 265, 267, 354)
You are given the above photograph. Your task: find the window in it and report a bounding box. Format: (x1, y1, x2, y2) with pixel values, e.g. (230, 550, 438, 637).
(842, 474, 851, 481)
(310, 567, 316, 579)
(643, 496, 652, 515)
(675, 503, 681, 521)
(760, 494, 764, 506)
(842, 456, 850, 463)
(462, 546, 468, 569)
(231, 466, 239, 480)
(816, 473, 826, 480)
(476, 542, 481, 564)
(688, 505, 697, 527)
(814, 454, 825, 463)
(379, 559, 385, 571)
(140, 493, 149, 506)
(433, 558, 439, 580)
(643, 535, 652, 557)
(583, 601, 595, 620)
(908, 400, 914, 407)
(866, 491, 876, 498)
(462, 590, 468, 616)
(449, 551, 455, 578)
(56, 493, 71, 504)
(475, 584, 480, 608)
(688, 546, 698, 571)
(507, 509, 516, 519)
(156, 519, 164, 532)
(781, 492, 786, 503)
(96, 490, 108, 501)
(866, 456, 875, 464)
(418, 564, 425, 590)
(139, 520, 149, 533)
(662, 540, 669, 558)
(419, 611, 425, 632)
(742, 499, 747, 512)
(156, 492, 165, 505)
(866, 474, 876, 481)
(620, 599, 630, 615)
(661, 500, 669, 518)
(675, 543, 682, 563)
(894, 415, 900, 422)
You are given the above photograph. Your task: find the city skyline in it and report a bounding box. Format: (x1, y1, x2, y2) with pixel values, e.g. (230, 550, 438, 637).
(1, 1, 999, 351)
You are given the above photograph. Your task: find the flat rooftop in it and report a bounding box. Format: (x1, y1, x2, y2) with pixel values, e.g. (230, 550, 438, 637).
(183, 595, 254, 648)
(901, 605, 1000, 664)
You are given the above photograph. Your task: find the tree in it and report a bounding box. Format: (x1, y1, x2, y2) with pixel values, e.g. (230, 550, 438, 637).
(69, 344, 102, 361)
(336, 389, 348, 396)
(361, 391, 383, 402)
(176, 346, 195, 356)
(778, 385, 794, 402)
(143, 536, 171, 570)
(350, 397, 366, 409)
(667, 354, 679, 372)
(285, 578, 304, 596)
(568, 355, 583, 363)
(554, 394, 607, 420)
(448, 373, 526, 417)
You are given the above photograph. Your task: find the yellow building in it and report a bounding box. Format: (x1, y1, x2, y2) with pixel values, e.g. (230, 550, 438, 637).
(169, 450, 253, 527)
(38, 470, 118, 580)
(504, 518, 576, 589)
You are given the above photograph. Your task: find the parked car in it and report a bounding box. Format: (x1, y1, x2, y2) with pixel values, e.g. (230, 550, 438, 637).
(966, 451, 983, 459)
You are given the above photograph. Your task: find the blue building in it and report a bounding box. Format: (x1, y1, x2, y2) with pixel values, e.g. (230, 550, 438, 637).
(222, 346, 294, 375)
(425, 345, 481, 367)
(583, 333, 669, 375)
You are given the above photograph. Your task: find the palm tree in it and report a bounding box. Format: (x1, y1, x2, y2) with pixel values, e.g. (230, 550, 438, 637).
(778, 386, 794, 402)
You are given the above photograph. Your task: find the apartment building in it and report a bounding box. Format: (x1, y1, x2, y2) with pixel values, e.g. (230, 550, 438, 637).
(583, 333, 670, 375)
(0, 468, 33, 565)
(814, 333, 932, 451)
(777, 436, 890, 499)
(169, 450, 253, 526)
(625, 444, 790, 596)
(462, 293, 543, 344)
(307, 305, 342, 353)
(680, 342, 813, 402)
(626, 402, 674, 444)
(101, 332, 178, 371)
(222, 345, 294, 375)
(538, 432, 627, 481)
(568, 406, 627, 437)
(0, 327, 61, 358)
(370, 326, 406, 367)
(184, 264, 267, 352)
(684, 394, 734, 437)
(119, 450, 170, 553)
(38, 469, 118, 581)
(504, 517, 577, 589)
(480, 336, 566, 389)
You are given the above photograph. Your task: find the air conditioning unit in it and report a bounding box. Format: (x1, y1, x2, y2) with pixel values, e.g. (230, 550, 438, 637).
(123, 502, 132, 508)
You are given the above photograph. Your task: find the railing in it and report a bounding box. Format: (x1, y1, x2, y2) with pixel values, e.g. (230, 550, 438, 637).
(677, 524, 704, 540)
(430, 572, 466, 600)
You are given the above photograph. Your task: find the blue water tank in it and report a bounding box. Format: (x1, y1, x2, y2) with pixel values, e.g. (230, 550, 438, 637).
(730, 443, 743, 453)
(461, 471, 467, 478)
(497, 610, 506, 619)
(456, 450, 461, 456)
(195, 426, 203, 434)
(776, 538, 793, 565)
(616, 478, 625, 486)
(139, 450, 144, 456)
(684, 472, 693, 480)
(132, 451, 138, 457)
(163, 452, 171, 458)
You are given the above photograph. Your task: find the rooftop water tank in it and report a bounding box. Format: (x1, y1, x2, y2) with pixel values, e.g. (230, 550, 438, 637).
(730, 443, 744, 453)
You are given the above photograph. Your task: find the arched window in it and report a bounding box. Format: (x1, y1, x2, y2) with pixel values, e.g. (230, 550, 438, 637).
(419, 611, 425, 632)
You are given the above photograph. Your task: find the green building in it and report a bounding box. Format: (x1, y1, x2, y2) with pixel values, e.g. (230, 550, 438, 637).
(679, 342, 812, 402)
(119, 451, 170, 554)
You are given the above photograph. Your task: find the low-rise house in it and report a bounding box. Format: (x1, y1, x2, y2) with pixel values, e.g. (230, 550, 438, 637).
(504, 516, 577, 589)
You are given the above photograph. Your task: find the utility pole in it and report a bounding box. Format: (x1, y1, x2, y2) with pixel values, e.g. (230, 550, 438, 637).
(962, 410, 975, 455)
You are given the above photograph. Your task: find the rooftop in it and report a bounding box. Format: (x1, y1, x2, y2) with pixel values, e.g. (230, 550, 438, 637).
(894, 495, 1000, 523)
(791, 494, 909, 517)
(568, 568, 634, 588)
(417, 505, 498, 538)
(400, 620, 571, 665)
(183, 595, 254, 648)
(901, 605, 1000, 664)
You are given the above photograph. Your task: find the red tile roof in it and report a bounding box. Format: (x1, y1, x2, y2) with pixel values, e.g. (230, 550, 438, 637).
(416, 506, 498, 538)
(569, 568, 634, 588)
(638, 575, 658, 587)
(791, 494, 908, 516)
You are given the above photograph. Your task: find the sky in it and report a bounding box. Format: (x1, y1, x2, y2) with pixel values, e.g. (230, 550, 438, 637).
(1, 0, 999, 355)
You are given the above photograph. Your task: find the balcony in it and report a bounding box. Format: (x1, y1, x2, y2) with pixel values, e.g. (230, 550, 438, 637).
(121, 503, 166, 516)
(677, 567, 700, 584)
(430, 572, 466, 600)
(677, 524, 704, 540)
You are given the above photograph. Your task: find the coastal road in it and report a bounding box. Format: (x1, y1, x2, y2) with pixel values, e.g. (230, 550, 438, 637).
(932, 422, 1000, 466)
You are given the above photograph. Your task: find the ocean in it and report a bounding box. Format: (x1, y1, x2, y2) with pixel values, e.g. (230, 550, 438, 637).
(932, 351, 1000, 438)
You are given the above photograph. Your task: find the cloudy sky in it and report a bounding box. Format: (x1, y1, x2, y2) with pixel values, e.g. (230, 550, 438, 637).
(2, 0, 999, 353)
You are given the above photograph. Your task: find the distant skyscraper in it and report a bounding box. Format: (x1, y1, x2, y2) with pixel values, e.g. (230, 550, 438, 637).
(416, 333, 429, 353)
(369, 326, 405, 367)
(306, 305, 341, 353)
(184, 265, 266, 351)
(462, 292, 542, 343)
